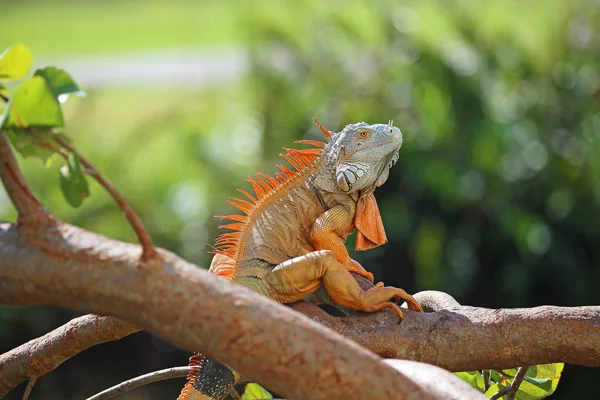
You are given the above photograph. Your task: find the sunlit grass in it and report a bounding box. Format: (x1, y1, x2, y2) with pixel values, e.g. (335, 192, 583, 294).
(1, 0, 387, 57)
(1, 0, 242, 57)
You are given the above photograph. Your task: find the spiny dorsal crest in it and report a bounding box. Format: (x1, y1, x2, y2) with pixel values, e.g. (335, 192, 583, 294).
(212, 124, 329, 263)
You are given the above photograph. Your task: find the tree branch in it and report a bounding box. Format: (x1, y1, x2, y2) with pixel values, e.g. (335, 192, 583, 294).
(289, 296, 600, 371)
(51, 134, 158, 261)
(507, 366, 528, 400)
(0, 314, 138, 396)
(0, 132, 49, 224)
(489, 386, 510, 400)
(86, 366, 191, 400)
(409, 290, 461, 311)
(0, 222, 438, 400)
(384, 359, 486, 400)
(20, 376, 36, 400)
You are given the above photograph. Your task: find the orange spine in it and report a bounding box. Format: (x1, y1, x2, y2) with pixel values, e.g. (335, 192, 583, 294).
(213, 141, 325, 265)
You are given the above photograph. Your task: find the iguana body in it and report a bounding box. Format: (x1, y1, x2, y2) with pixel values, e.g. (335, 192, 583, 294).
(177, 119, 423, 400)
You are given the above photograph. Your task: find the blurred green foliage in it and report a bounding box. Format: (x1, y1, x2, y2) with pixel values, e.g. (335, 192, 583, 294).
(1, 0, 600, 399)
(457, 364, 564, 399)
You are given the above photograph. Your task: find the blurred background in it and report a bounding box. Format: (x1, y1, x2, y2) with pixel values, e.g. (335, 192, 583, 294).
(1, 0, 600, 398)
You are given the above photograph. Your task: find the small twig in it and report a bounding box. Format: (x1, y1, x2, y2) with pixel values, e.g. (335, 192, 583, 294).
(39, 141, 69, 159)
(483, 370, 491, 392)
(0, 131, 49, 223)
(489, 366, 529, 400)
(21, 376, 37, 400)
(507, 367, 529, 400)
(52, 133, 158, 262)
(0, 92, 8, 102)
(489, 386, 510, 400)
(86, 367, 192, 400)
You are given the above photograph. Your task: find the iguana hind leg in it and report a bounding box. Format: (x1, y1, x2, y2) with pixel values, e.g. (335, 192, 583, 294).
(261, 250, 423, 318)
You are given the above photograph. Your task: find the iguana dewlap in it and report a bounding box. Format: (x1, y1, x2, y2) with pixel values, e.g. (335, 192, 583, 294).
(177, 119, 423, 400)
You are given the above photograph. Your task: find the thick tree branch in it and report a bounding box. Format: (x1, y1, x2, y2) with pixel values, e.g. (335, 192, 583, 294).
(290, 297, 600, 371)
(0, 222, 439, 400)
(0, 132, 49, 224)
(0, 314, 138, 396)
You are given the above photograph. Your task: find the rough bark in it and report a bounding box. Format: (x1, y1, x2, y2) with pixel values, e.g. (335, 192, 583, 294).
(291, 299, 600, 371)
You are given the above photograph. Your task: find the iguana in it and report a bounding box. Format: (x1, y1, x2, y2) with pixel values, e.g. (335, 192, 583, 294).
(177, 119, 423, 400)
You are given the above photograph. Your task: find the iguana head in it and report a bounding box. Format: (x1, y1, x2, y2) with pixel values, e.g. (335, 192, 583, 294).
(315, 119, 403, 195)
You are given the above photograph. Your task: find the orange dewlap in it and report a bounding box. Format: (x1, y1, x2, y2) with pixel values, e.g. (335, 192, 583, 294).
(354, 193, 387, 251)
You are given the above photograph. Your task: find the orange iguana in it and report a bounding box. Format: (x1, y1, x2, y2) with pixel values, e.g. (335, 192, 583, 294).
(177, 119, 423, 400)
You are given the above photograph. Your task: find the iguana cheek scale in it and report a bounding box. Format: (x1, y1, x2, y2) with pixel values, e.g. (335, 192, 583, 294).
(177, 119, 423, 400)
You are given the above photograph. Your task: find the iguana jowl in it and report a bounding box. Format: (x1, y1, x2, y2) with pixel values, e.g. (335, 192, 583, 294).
(177, 119, 423, 400)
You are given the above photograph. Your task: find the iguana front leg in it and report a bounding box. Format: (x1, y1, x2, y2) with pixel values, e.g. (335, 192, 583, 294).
(310, 201, 375, 282)
(252, 250, 423, 317)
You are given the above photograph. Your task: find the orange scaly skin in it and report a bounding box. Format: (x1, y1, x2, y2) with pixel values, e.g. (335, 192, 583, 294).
(177, 119, 423, 400)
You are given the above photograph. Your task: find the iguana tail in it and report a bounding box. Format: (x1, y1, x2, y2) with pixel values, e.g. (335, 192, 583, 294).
(177, 354, 239, 400)
(177, 255, 239, 400)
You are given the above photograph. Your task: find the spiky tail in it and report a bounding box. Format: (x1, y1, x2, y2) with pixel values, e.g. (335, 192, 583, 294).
(177, 354, 239, 400)
(177, 255, 239, 400)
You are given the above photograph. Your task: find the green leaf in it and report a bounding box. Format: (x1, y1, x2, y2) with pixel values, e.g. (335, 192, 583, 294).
(485, 382, 509, 398)
(6, 76, 64, 128)
(0, 44, 33, 80)
(490, 370, 503, 383)
(484, 364, 564, 400)
(455, 371, 485, 391)
(513, 380, 552, 400)
(6, 128, 56, 165)
(514, 364, 563, 400)
(34, 66, 84, 99)
(59, 152, 90, 208)
(500, 368, 518, 379)
(241, 383, 272, 400)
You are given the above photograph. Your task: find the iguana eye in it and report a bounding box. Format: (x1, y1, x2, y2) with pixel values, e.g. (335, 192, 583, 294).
(357, 130, 371, 139)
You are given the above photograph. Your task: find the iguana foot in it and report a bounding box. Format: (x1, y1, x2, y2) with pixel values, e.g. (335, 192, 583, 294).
(353, 285, 424, 319)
